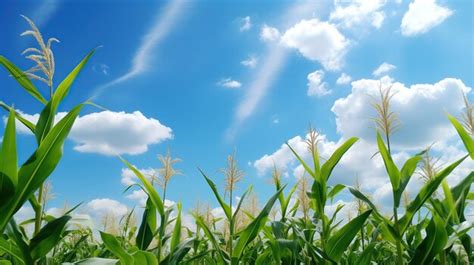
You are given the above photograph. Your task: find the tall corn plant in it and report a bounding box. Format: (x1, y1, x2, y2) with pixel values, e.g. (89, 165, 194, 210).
(198, 153, 285, 264)
(0, 16, 95, 263)
(287, 127, 373, 263)
(350, 86, 469, 264)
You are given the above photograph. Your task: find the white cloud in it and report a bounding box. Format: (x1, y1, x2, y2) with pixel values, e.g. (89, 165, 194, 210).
(93, 63, 110, 75)
(260, 24, 281, 42)
(254, 76, 473, 211)
(253, 135, 307, 176)
(71, 111, 172, 155)
(121, 167, 157, 186)
(218, 78, 242, 89)
(241, 55, 258, 68)
(92, 0, 187, 98)
(332, 77, 471, 150)
(373, 62, 396, 77)
(330, 0, 386, 29)
(86, 198, 128, 217)
(336, 73, 352, 85)
(281, 19, 349, 70)
(307, 70, 331, 97)
(9, 110, 173, 156)
(401, 0, 453, 36)
(239, 16, 252, 32)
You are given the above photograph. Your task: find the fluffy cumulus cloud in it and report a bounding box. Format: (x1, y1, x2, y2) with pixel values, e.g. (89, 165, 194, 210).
(336, 73, 352, 85)
(8, 110, 173, 156)
(372, 62, 396, 77)
(86, 198, 129, 217)
(330, 0, 386, 29)
(281, 19, 349, 70)
(121, 167, 157, 186)
(332, 76, 470, 150)
(254, 76, 473, 210)
(70, 111, 172, 155)
(307, 70, 331, 97)
(241, 55, 258, 68)
(260, 24, 281, 42)
(401, 0, 453, 36)
(217, 78, 242, 88)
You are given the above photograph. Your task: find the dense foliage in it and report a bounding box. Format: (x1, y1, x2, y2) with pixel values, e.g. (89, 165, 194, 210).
(0, 17, 472, 265)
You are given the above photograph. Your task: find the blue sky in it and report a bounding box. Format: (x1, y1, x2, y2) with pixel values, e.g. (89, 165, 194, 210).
(1, 0, 473, 223)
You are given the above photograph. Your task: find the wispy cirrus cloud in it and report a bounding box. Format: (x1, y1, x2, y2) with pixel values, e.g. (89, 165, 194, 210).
(92, 0, 187, 99)
(31, 0, 60, 27)
(226, 1, 332, 139)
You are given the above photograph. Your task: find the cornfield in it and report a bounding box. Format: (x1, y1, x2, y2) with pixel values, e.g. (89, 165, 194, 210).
(0, 16, 473, 265)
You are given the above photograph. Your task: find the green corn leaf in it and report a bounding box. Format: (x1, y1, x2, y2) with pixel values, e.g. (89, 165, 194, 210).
(0, 104, 83, 233)
(325, 210, 372, 262)
(0, 237, 25, 264)
(450, 171, 474, 220)
(441, 180, 459, 223)
(53, 49, 95, 109)
(120, 158, 165, 216)
(409, 215, 448, 265)
(451, 171, 474, 201)
(348, 187, 387, 223)
(170, 202, 182, 256)
(0, 109, 17, 208)
(6, 219, 31, 264)
(354, 242, 376, 265)
(286, 143, 315, 178)
(100, 232, 134, 265)
(0, 102, 36, 133)
(233, 186, 251, 220)
(400, 155, 467, 232)
(167, 238, 194, 265)
(193, 214, 226, 264)
(395, 155, 422, 208)
(199, 168, 232, 220)
(132, 251, 158, 265)
(62, 258, 118, 264)
(136, 198, 156, 250)
(29, 215, 71, 260)
(328, 184, 346, 200)
(35, 49, 95, 143)
(232, 185, 285, 261)
(448, 114, 474, 159)
(0, 56, 47, 104)
(321, 137, 358, 181)
(377, 132, 400, 191)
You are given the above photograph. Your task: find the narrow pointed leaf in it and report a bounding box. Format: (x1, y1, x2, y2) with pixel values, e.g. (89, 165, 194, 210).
(0, 109, 17, 207)
(0, 56, 47, 104)
(232, 185, 285, 261)
(448, 114, 474, 159)
(409, 215, 448, 265)
(120, 159, 164, 216)
(377, 132, 400, 190)
(136, 198, 156, 250)
(200, 169, 232, 220)
(29, 215, 71, 259)
(321, 137, 358, 181)
(170, 202, 182, 255)
(325, 210, 372, 262)
(100, 232, 134, 265)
